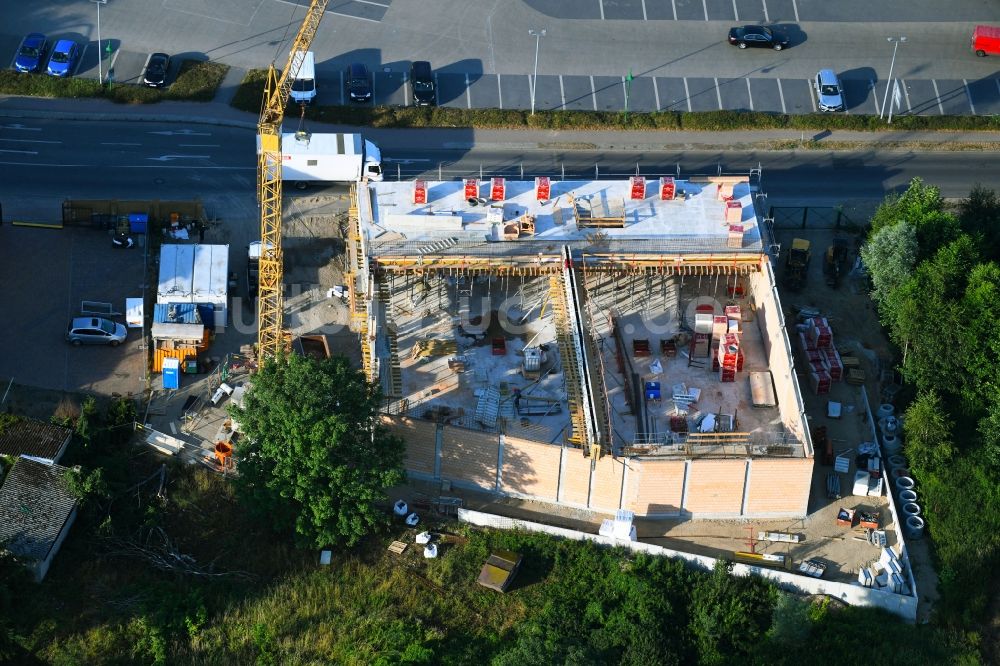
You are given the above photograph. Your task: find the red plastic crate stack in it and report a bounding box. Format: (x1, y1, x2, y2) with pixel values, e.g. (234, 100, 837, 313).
(821, 348, 844, 381)
(807, 317, 833, 350)
(718, 332, 740, 382)
(809, 369, 832, 395)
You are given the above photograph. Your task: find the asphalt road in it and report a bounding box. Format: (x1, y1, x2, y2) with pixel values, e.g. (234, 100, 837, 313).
(2, 117, 1000, 223)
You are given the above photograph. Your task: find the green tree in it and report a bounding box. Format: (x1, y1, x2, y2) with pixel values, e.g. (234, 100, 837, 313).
(859, 221, 917, 316)
(959, 262, 1000, 413)
(958, 184, 1000, 261)
(902, 391, 955, 474)
(230, 353, 405, 548)
(868, 178, 960, 262)
(688, 561, 776, 665)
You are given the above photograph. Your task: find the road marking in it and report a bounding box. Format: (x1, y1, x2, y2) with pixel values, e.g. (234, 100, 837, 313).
(714, 78, 722, 110)
(0, 160, 253, 170)
(0, 138, 60, 144)
(621, 75, 627, 108)
(107, 47, 120, 81)
(901, 78, 912, 112)
(653, 77, 661, 110)
(641, 0, 648, 20)
(683, 77, 692, 112)
(466, 74, 472, 109)
(73, 44, 87, 77)
(931, 79, 945, 115)
(146, 154, 210, 161)
(598, 0, 605, 20)
(179, 144, 220, 147)
(101, 142, 141, 146)
(434, 72, 439, 107)
(733, 0, 740, 21)
(339, 70, 345, 106)
(746, 78, 753, 110)
(792, 0, 800, 21)
(810, 81, 817, 112)
(497, 75, 503, 109)
(353, 0, 391, 7)
(671, 0, 678, 20)
(528, 74, 534, 110)
(560, 75, 566, 109)
(964, 79, 976, 115)
(777, 79, 787, 114)
(762, 0, 769, 22)
(0, 149, 37, 154)
(148, 129, 210, 136)
(702, 0, 709, 21)
(590, 76, 598, 111)
(0, 124, 41, 131)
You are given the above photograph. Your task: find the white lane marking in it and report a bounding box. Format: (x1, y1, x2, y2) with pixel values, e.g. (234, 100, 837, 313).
(641, 0, 648, 20)
(653, 77, 661, 110)
(326, 9, 380, 23)
(702, 0, 709, 21)
(733, 0, 740, 21)
(964, 79, 977, 115)
(560, 75, 566, 109)
(746, 78, 753, 110)
(683, 77, 692, 112)
(0, 138, 60, 144)
(810, 80, 817, 112)
(671, 0, 678, 20)
(529, 74, 535, 109)
(714, 78, 722, 109)
(590, 75, 598, 110)
(901, 78, 912, 112)
(0, 149, 37, 154)
(148, 129, 210, 136)
(498, 75, 503, 109)
(0, 161, 253, 170)
(434, 72, 440, 107)
(353, 0, 391, 7)
(147, 154, 210, 161)
(792, 0, 800, 21)
(466, 73, 472, 109)
(73, 44, 88, 77)
(101, 142, 141, 146)
(932, 79, 945, 115)
(1, 124, 41, 131)
(777, 79, 787, 114)
(599, 0, 605, 20)
(180, 144, 220, 147)
(762, 0, 769, 22)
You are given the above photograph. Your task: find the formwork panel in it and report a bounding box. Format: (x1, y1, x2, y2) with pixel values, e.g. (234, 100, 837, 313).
(590, 455, 625, 513)
(440, 426, 498, 491)
(381, 415, 437, 476)
(560, 448, 592, 506)
(683, 459, 747, 517)
(628, 459, 686, 516)
(501, 436, 562, 500)
(744, 457, 813, 517)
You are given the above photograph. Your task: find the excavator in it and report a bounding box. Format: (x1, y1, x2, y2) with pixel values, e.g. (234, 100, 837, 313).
(784, 238, 811, 290)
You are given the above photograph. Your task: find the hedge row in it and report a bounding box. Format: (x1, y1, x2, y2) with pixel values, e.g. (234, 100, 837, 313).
(0, 60, 229, 104)
(230, 68, 1000, 132)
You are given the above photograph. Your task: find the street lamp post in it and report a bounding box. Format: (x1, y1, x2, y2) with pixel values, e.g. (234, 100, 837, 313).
(880, 36, 906, 120)
(529, 29, 546, 116)
(91, 0, 107, 85)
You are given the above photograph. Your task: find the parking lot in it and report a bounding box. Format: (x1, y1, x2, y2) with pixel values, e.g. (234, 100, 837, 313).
(0, 223, 147, 398)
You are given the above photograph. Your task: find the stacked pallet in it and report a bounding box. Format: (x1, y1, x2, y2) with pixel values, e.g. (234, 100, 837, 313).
(718, 332, 740, 383)
(797, 316, 842, 395)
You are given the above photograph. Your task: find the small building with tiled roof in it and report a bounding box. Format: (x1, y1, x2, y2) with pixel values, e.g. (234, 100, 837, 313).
(0, 456, 78, 581)
(0, 416, 72, 464)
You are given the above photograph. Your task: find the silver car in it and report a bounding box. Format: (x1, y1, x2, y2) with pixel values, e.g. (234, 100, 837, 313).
(815, 69, 845, 112)
(66, 317, 127, 346)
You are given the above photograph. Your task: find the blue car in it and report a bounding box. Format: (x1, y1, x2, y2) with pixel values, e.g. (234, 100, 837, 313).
(46, 40, 79, 77)
(14, 33, 47, 73)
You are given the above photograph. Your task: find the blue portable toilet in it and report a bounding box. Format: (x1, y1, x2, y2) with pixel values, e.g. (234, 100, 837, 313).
(128, 213, 148, 234)
(162, 358, 181, 390)
(644, 381, 661, 401)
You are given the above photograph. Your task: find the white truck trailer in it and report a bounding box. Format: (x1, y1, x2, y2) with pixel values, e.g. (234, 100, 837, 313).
(274, 131, 383, 187)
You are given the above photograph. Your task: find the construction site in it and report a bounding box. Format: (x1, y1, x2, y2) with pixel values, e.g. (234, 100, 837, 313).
(345, 172, 815, 520)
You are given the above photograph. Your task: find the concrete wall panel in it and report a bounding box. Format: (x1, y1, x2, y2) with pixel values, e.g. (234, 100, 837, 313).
(382, 415, 437, 476)
(628, 459, 686, 516)
(560, 448, 592, 506)
(502, 436, 562, 500)
(440, 426, 498, 491)
(684, 459, 747, 517)
(590, 455, 625, 512)
(745, 458, 813, 517)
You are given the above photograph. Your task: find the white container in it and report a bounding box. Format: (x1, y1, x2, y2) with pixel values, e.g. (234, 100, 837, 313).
(405, 512, 420, 526)
(882, 433, 901, 454)
(899, 489, 918, 503)
(393, 500, 408, 516)
(903, 502, 921, 517)
(895, 476, 915, 492)
(423, 543, 438, 558)
(888, 454, 908, 469)
(415, 531, 433, 544)
(877, 403, 895, 419)
(905, 515, 925, 539)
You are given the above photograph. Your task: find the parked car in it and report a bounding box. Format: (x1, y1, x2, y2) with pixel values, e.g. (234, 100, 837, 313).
(814, 69, 845, 112)
(66, 317, 127, 346)
(346, 62, 372, 103)
(727, 25, 788, 51)
(410, 60, 436, 106)
(46, 39, 79, 77)
(143, 52, 171, 88)
(13, 33, 47, 73)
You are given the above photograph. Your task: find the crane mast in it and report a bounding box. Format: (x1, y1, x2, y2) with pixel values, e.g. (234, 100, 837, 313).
(257, 0, 329, 358)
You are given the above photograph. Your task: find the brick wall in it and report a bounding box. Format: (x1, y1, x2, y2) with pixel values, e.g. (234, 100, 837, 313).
(501, 437, 562, 501)
(560, 448, 592, 506)
(381, 415, 437, 476)
(440, 426, 498, 491)
(589, 455, 626, 512)
(627, 459, 686, 516)
(744, 457, 813, 517)
(683, 459, 747, 517)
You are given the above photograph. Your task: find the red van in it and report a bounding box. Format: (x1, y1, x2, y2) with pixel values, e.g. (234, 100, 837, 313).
(973, 25, 1000, 57)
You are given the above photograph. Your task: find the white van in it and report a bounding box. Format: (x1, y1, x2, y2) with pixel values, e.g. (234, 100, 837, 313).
(289, 50, 317, 104)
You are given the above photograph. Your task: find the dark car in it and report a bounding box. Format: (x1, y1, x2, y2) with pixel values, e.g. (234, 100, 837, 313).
(14, 33, 46, 73)
(143, 53, 171, 87)
(727, 25, 789, 51)
(346, 62, 372, 103)
(410, 60, 435, 106)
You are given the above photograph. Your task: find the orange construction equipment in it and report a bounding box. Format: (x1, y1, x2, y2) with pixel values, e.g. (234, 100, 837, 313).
(413, 179, 427, 204)
(535, 176, 551, 200)
(464, 178, 478, 199)
(660, 176, 676, 200)
(490, 177, 505, 201)
(630, 176, 646, 200)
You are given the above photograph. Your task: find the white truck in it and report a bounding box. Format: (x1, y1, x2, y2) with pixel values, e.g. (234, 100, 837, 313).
(275, 131, 383, 188)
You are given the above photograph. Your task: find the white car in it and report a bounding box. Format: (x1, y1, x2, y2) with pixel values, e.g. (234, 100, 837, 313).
(815, 69, 845, 112)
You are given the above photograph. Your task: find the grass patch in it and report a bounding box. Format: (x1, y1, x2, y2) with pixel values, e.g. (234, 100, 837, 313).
(230, 67, 1000, 132)
(0, 59, 229, 104)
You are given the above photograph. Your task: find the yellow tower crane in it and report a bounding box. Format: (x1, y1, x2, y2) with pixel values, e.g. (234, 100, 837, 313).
(257, 0, 329, 358)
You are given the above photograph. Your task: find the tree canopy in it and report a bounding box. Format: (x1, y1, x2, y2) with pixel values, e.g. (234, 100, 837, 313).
(230, 353, 405, 548)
